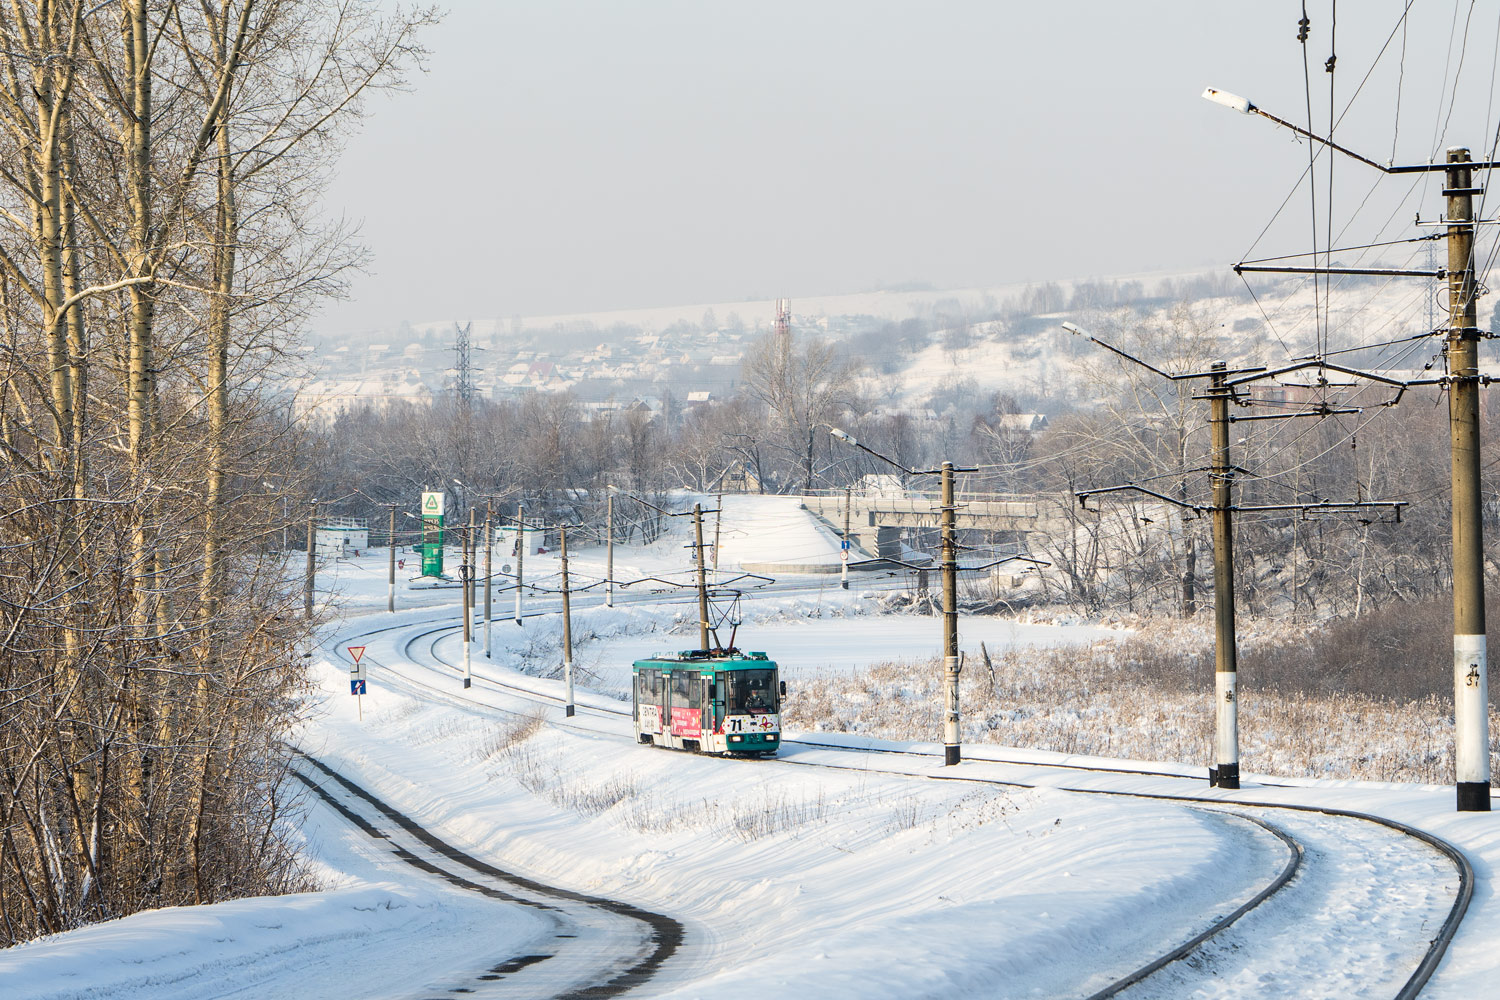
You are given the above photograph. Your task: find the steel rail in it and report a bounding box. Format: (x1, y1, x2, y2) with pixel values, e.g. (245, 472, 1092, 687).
(341, 616, 1476, 1000)
(1083, 812, 1302, 999)
(776, 747, 1472, 1000)
(290, 749, 683, 999)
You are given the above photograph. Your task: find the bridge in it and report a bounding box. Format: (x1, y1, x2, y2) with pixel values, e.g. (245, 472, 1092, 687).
(798, 492, 1062, 564)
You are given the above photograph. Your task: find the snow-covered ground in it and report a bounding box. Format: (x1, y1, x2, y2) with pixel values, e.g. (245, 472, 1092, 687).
(6, 501, 1500, 998)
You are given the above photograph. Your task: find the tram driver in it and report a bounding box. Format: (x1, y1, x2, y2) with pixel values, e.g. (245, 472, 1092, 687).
(744, 683, 768, 713)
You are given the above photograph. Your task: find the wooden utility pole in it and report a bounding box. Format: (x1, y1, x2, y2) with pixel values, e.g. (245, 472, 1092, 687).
(561, 525, 574, 717)
(1446, 147, 1491, 811)
(941, 462, 962, 766)
(1208, 362, 1240, 789)
(694, 502, 710, 652)
(514, 505, 525, 626)
(606, 492, 614, 608)
(483, 501, 493, 656)
(304, 500, 317, 619)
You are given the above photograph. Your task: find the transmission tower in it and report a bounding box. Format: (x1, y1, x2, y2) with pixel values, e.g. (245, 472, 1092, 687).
(453, 322, 474, 500)
(774, 298, 791, 343)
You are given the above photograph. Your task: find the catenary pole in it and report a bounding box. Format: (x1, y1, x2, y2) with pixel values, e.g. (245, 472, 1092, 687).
(1209, 361, 1240, 789)
(514, 505, 525, 626)
(713, 487, 723, 571)
(606, 492, 614, 608)
(387, 505, 397, 613)
(484, 501, 493, 656)
(694, 502, 710, 651)
(461, 508, 472, 689)
(561, 524, 575, 716)
(1447, 147, 1491, 811)
(941, 463, 962, 766)
(842, 484, 852, 589)
(305, 499, 317, 619)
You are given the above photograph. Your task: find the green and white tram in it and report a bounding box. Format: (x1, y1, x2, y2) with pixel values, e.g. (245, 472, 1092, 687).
(632, 650, 784, 756)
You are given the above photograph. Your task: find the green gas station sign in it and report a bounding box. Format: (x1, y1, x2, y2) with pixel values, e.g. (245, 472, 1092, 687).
(421, 490, 444, 577)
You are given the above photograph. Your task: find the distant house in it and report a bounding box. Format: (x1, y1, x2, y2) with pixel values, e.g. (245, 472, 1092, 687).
(996, 413, 1050, 433)
(294, 373, 433, 420)
(527, 361, 564, 387)
(721, 459, 762, 494)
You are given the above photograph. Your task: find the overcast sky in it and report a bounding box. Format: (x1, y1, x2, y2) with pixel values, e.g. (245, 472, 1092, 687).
(316, 2, 1500, 337)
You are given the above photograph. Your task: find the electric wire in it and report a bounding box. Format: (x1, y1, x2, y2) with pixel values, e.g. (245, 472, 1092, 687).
(1393, 2, 1411, 162)
(1435, 0, 1480, 158)
(1430, 0, 1467, 157)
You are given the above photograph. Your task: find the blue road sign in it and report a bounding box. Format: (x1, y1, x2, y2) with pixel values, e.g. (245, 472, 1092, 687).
(350, 679, 366, 695)
(841, 539, 850, 550)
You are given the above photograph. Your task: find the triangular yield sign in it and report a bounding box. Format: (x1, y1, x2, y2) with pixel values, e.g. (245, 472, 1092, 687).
(347, 645, 366, 663)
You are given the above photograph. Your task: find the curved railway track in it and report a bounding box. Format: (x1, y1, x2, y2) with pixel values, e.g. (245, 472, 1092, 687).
(291, 750, 682, 999)
(322, 613, 1474, 998)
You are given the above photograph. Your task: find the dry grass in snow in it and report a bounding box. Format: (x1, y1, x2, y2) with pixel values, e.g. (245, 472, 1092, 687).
(784, 613, 1498, 785)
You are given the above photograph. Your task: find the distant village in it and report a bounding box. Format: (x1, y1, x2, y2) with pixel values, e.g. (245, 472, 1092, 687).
(298, 311, 872, 425)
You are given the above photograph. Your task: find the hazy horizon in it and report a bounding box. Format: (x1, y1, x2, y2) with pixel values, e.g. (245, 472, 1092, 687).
(318, 3, 1499, 338)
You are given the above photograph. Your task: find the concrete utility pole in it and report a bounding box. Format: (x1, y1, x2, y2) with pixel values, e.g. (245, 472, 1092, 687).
(606, 492, 614, 609)
(467, 507, 478, 612)
(1446, 147, 1491, 812)
(694, 502, 710, 651)
(1208, 362, 1240, 789)
(827, 426, 993, 767)
(387, 505, 397, 614)
(483, 501, 493, 656)
(514, 505, 525, 626)
(460, 510, 472, 689)
(940, 462, 962, 766)
(842, 485, 852, 590)
(304, 499, 317, 619)
(713, 488, 724, 572)
(1201, 85, 1500, 811)
(560, 524, 575, 717)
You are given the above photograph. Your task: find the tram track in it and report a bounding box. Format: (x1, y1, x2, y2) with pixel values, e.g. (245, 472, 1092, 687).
(331, 612, 1474, 999)
(290, 749, 683, 999)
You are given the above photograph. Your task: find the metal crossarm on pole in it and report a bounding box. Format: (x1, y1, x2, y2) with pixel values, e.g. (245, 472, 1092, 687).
(1204, 80, 1494, 812)
(827, 426, 980, 765)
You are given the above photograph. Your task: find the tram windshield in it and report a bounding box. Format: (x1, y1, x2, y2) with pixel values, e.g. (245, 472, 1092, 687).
(726, 669, 776, 714)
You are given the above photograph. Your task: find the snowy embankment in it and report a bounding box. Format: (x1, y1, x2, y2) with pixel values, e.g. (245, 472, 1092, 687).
(6, 499, 1500, 997)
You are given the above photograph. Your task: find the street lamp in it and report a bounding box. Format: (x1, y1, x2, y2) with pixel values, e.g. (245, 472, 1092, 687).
(1202, 83, 1495, 811)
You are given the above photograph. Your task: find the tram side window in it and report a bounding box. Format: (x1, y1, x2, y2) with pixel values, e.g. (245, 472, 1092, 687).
(671, 670, 701, 709)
